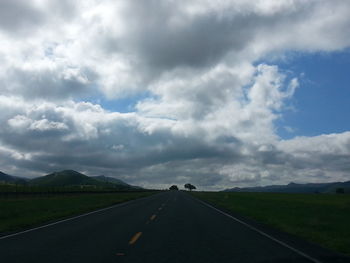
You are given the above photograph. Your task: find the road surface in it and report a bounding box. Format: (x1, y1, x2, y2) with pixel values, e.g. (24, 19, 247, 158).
(0, 191, 348, 263)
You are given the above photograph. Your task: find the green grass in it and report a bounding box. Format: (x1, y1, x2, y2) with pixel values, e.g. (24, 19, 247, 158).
(192, 192, 350, 256)
(0, 192, 157, 234)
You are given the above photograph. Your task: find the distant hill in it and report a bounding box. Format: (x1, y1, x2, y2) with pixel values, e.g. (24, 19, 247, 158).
(29, 170, 102, 187)
(28, 170, 141, 190)
(0, 171, 28, 184)
(223, 181, 350, 194)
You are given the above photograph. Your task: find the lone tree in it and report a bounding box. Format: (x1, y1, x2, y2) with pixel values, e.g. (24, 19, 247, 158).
(169, 185, 179, 190)
(184, 183, 196, 191)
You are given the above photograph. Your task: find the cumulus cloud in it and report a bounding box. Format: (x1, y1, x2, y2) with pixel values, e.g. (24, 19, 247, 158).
(2, 0, 350, 100)
(0, 0, 350, 189)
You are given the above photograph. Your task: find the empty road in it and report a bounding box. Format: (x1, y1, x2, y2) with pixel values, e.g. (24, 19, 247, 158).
(0, 191, 348, 263)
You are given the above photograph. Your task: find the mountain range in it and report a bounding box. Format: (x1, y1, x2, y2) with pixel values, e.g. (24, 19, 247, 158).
(223, 181, 350, 194)
(0, 170, 140, 190)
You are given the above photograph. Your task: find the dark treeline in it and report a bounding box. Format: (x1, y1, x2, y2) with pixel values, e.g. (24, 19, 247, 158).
(0, 184, 156, 198)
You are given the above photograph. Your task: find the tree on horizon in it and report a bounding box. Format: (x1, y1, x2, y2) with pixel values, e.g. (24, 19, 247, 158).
(184, 183, 196, 191)
(169, 185, 179, 190)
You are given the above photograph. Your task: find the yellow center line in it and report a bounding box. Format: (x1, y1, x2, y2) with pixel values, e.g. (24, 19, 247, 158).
(150, 214, 157, 221)
(128, 232, 142, 245)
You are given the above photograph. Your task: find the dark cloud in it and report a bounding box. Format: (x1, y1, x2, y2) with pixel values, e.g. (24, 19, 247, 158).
(114, 0, 337, 74)
(2, 66, 97, 101)
(0, 0, 45, 35)
(117, 1, 258, 72)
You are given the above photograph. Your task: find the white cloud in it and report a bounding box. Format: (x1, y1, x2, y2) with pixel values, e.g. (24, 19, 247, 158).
(29, 119, 68, 132)
(279, 132, 350, 156)
(8, 115, 32, 130)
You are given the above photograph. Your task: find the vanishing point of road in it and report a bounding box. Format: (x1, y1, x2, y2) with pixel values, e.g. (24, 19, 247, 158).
(0, 191, 348, 263)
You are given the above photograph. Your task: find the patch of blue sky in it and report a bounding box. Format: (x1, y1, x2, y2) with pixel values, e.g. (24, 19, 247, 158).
(81, 91, 153, 113)
(264, 49, 350, 139)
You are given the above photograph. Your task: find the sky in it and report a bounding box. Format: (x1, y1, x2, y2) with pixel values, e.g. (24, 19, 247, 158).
(0, 0, 350, 190)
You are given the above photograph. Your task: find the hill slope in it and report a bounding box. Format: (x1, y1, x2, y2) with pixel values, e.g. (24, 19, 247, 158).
(91, 175, 142, 189)
(91, 175, 130, 186)
(224, 181, 350, 193)
(0, 171, 28, 184)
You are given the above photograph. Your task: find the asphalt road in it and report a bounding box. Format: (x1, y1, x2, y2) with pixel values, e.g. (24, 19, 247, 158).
(0, 191, 348, 263)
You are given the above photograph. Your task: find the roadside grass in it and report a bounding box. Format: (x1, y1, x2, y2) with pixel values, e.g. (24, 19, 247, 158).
(191, 192, 350, 256)
(0, 191, 157, 234)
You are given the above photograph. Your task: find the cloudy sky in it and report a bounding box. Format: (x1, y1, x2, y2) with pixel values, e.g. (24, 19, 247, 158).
(1, 0, 350, 190)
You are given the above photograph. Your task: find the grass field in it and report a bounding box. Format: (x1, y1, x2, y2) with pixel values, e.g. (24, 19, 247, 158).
(192, 192, 350, 256)
(0, 191, 156, 234)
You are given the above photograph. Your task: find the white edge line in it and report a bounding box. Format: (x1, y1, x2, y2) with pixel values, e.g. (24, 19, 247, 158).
(0, 194, 154, 241)
(195, 198, 323, 263)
